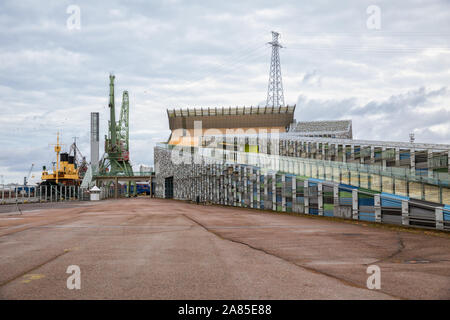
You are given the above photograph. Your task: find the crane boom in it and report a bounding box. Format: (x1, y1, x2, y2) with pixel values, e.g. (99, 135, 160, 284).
(109, 74, 117, 148)
(24, 163, 34, 186)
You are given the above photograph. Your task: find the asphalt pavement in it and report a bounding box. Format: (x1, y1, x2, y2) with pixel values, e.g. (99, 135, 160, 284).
(0, 198, 449, 299)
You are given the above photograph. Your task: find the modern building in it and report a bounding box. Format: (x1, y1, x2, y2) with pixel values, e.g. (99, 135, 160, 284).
(154, 107, 450, 231)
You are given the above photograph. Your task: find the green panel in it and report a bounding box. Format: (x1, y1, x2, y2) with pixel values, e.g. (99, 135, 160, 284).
(339, 191, 352, 198)
(358, 188, 379, 195)
(245, 144, 259, 153)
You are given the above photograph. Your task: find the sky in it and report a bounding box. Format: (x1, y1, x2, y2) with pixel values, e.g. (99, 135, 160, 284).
(0, 0, 449, 184)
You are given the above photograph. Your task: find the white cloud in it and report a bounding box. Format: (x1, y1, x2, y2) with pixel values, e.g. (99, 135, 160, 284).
(0, 0, 449, 183)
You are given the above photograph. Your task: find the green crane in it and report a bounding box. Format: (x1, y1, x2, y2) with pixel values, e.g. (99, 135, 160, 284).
(99, 74, 135, 195)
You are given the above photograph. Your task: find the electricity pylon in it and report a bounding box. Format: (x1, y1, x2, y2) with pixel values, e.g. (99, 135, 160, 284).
(266, 31, 285, 108)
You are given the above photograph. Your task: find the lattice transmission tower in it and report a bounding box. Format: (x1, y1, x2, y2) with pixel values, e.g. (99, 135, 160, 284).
(266, 31, 285, 108)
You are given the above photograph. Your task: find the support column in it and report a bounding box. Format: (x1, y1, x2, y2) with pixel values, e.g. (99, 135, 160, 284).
(370, 146, 375, 165)
(351, 145, 355, 161)
(246, 167, 251, 208)
(427, 149, 433, 178)
(374, 194, 381, 222)
(352, 189, 358, 220)
(318, 183, 323, 216)
(333, 184, 339, 216)
(264, 174, 268, 210)
(342, 144, 347, 163)
(281, 174, 285, 212)
(272, 173, 276, 211)
(448, 151, 450, 175)
(401, 200, 409, 226)
(304, 180, 309, 214)
(395, 147, 400, 167)
(361, 146, 365, 164)
(114, 177, 118, 199)
(435, 207, 444, 230)
(410, 148, 416, 174)
(382, 147, 387, 169)
(256, 169, 261, 209)
(292, 175, 296, 213)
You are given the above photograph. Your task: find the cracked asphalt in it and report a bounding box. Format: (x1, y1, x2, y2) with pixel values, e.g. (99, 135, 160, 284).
(0, 198, 449, 299)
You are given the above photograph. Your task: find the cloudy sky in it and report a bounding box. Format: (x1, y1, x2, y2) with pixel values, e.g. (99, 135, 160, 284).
(1, 0, 449, 183)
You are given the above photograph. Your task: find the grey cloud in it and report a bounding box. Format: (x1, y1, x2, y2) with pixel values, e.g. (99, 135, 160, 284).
(1, 0, 450, 182)
(296, 86, 450, 143)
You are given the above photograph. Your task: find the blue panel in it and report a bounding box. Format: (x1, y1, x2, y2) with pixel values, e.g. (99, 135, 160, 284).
(309, 208, 319, 215)
(324, 210, 334, 217)
(339, 198, 352, 205)
(339, 183, 358, 190)
(381, 198, 401, 208)
(381, 192, 409, 201)
(444, 209, 450, 221)
(308, 178, 324, 183)
(400, 152, 410, 160)
(359, 212, 375, 222)
(358, 198, 374, 206)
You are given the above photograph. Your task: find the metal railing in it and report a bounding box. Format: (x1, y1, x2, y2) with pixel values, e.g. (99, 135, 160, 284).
(0, 184, 81, 204)
(0, 184, 118, 204)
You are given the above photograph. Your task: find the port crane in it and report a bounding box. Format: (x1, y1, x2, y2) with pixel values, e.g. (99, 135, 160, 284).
(24, 163, 34, 186)
(99, 74, 133, 176)
(98, 74, 135, 196)
(69, 137, 88, 178)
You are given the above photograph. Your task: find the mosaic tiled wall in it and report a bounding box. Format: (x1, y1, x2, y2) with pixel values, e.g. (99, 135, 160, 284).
(154, 147, 449, 231)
